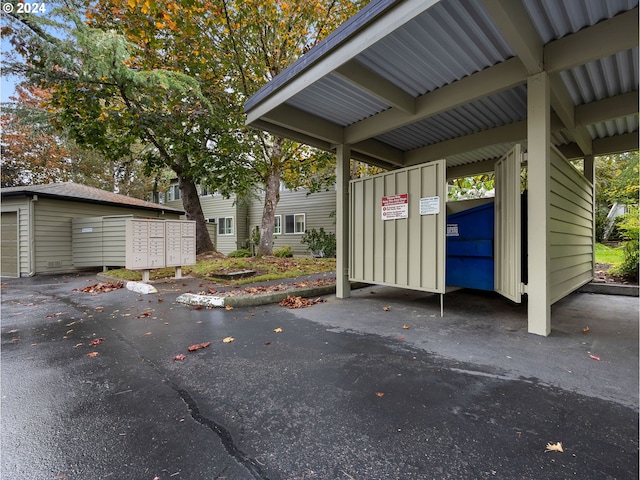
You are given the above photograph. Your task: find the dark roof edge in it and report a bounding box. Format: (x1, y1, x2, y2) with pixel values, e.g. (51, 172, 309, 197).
(244, 0, 399, 113)
(1, 190, 185, 215)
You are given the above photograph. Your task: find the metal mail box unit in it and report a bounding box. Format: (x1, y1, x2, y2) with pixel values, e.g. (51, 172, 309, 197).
(125, 218, 196, 270)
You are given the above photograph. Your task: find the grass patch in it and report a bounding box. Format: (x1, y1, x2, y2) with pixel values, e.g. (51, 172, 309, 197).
(595, 243, 624, 268)
(104, 256, 336, 284)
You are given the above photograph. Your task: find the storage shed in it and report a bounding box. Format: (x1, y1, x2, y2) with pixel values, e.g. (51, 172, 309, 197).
(0, 183, 183, 277)
(245, 0, 638, 336)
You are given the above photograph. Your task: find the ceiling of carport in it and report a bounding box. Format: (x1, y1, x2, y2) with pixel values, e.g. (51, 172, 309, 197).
(245, 0, 639, 172)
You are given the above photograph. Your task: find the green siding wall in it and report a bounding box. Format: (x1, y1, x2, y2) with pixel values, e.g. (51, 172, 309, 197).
(549, 148, 594, 303)
(166, 189, 336, 255)
(32, 198, 177, 275)
(248, 189, 336, 256)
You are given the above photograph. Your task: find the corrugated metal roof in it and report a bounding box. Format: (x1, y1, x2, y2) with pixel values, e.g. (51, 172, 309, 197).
(246, 0, 639, 168)
(287, 73, 389, 126)
(1, 182, 183, 214)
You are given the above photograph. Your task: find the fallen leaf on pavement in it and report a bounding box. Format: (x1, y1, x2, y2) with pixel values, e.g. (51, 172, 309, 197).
(7, 329, 18, 334)
(402, 324, 410, 329)
(86, 352, 99, 357)
(376, 392, 385, 397)
(90, 338, 106, 346)
(173, 354, 186, 361)
(582, 326, 590, 334)
(545, 442, 563, 452)
(225, 305, 234, 310)
(382, 306, 390, 311)
(145, 332, 153, 336)
(273, 327, 283, 333)
(188, 342, 212, 351)
(589, 354, 601, 361)
(222, 337, 235, 343)
(135, 311, 152, 319)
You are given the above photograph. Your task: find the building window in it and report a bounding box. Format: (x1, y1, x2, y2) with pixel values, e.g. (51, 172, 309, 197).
(200, 184, 211, 196)
(218, 217, 234, 236)
(284, 214, 305, 234)
(274, 215, 282, 235)
(167, 185, 181, 201)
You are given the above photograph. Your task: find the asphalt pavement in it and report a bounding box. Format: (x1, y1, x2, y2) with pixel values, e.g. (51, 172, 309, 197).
(1, 272, 638, 480)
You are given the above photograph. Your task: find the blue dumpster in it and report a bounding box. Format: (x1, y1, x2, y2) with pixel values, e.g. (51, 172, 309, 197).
(446, 202, 494, 291)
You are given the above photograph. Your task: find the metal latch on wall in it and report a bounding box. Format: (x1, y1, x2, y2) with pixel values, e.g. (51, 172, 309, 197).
(520, 282, 528, 294)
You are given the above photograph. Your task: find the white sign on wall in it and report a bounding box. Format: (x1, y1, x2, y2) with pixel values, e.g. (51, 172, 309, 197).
(381, 193, 409, 220)
(419, 196, 440, 215)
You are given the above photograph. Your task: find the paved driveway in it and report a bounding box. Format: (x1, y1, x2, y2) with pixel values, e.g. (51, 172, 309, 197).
(2, 273, 638, 479)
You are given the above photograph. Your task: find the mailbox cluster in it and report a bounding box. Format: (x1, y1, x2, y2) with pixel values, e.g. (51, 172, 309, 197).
(125, 218, 196, 270)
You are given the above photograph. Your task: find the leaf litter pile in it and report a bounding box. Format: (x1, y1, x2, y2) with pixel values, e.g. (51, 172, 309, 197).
(75, 282, 124, 294)
(279, 295, 325, 309)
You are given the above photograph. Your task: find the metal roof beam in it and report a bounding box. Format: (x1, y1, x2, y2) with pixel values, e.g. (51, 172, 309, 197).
(550, 75, 592, 155)
(334, 60, 415, 114)
(262, 104, 343, 144)
(576, 91, 639, 126)
(350, 138, 405, 167)
(345, 57, 529, 144)
(545, 7, 639, 73)
(404, 88, 638, 165)
(481, 0, 543, 74)
(558, 132, 639, 159)
(447, 158, 499, 179)
(248, 119, 334, 152)
(405, 120, 528, 165)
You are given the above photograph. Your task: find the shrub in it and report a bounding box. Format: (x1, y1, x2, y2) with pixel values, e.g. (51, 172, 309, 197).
(301, 228, 336, 258)
(228, 248, 252, 258)
(274, 245, 293, 258)
(612, 207, 639, 281)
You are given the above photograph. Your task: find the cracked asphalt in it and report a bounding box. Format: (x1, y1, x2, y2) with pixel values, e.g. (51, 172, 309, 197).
(1, 273, 638, 480)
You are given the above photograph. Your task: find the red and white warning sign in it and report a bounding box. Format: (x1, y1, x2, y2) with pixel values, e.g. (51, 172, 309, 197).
(381, 193, 409, 220)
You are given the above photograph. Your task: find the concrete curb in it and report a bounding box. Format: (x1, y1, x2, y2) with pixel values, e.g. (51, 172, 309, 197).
(225, 284, 337, 308)
(579, 282, 639, 297)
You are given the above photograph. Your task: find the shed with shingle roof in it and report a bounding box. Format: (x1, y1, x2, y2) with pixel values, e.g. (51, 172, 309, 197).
(1, 182, 183, 277)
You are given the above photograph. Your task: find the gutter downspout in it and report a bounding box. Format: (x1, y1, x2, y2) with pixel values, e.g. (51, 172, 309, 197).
(28, 195, 38, 276)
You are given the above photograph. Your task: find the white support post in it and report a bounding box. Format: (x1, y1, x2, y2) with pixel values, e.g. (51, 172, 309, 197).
(175, 266, 183, 279)
(142, 270, 151, 284)
(336, 144, 351, 299)
(527, 72, 551, 336)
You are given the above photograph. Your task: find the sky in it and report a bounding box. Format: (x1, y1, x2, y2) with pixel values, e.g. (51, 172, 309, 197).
(1, 37, 18, 103)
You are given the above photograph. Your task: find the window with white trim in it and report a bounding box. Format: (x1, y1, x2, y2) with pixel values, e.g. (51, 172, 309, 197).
(284, 214, 305, 234)
(274, 215, 282, 235)
(218, 217, 234, 236)
(167, 185, 181, 201)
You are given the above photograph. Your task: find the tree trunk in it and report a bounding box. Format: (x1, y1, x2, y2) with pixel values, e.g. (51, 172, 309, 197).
(179, 175, 214, 254)
(257, 139, 284, 256)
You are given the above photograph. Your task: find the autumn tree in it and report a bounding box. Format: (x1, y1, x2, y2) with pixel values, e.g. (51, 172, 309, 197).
(1, 83, 160, 195)
(1, 85, 75, 186)
(2, 1, 218, 252)
(88, 0, 368, 255)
